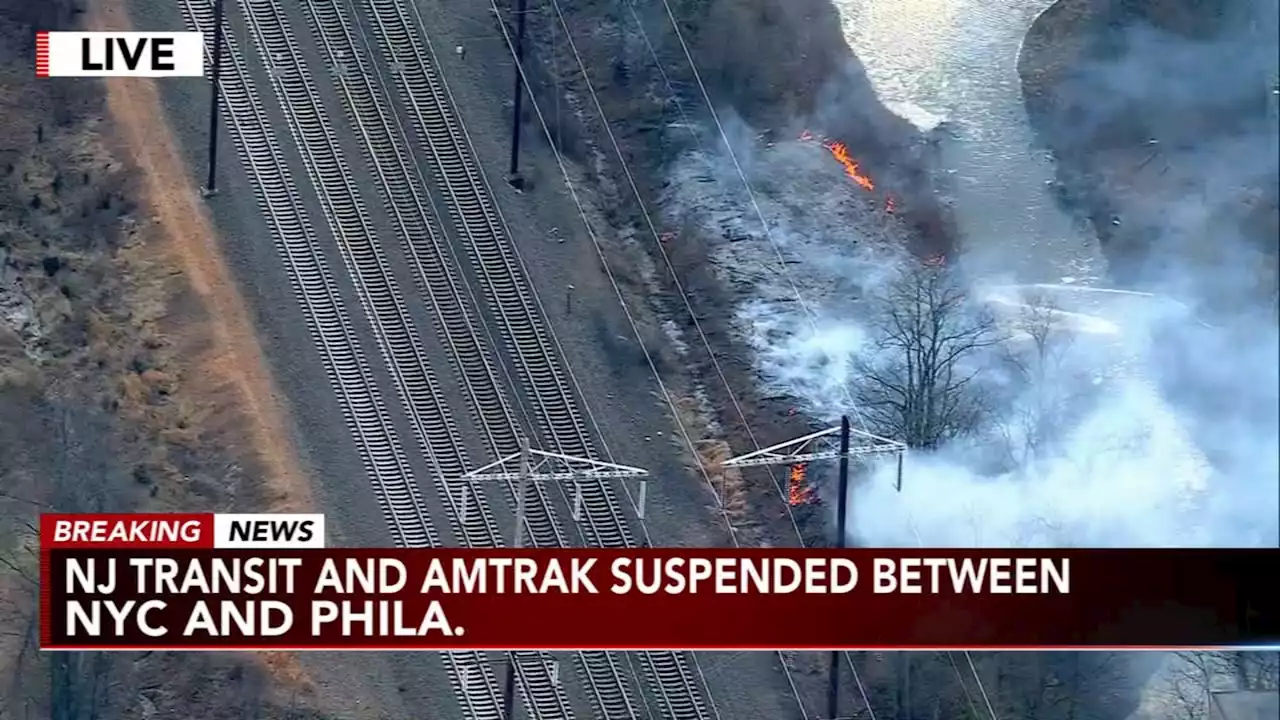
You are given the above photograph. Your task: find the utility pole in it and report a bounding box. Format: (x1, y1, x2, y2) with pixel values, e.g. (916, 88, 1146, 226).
(506, 0, 529, 190)
(463, 440, 651, 720)
(720, 417, 905, 720)
(835, 415, 851, 545)
(896, 653, 912, 718)
(500, 438, 532, 720)
(826, 415, 852, 719)
(203, 0, 227, 197)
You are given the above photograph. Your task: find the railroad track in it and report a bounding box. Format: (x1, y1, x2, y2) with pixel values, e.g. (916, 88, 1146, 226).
(295, 0, 553, 548)
(212, 0, 583, 714)
(359, 0, 715, 717)
(171, 1, 435, 551)
(179, 0, 713, 714)
(298, 0, 649, 716)
(286, 0, 620, 715)
(177, 1, 522, 716)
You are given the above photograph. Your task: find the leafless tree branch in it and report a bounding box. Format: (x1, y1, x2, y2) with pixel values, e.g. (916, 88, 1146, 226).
(851, 261, 1004, 448)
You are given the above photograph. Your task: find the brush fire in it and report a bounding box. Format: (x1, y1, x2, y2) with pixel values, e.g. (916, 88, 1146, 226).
(788, 462, 813, 505)
(800, 130, 876, 191)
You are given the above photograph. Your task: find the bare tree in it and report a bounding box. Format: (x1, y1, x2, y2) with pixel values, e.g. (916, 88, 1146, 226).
(1187, 652, 1279, 693)
(999, 291, 1078, 467)
(1146, 652, 1280, 720)
(964, 650, 1135, 720)
(852, 261, 1004, 449)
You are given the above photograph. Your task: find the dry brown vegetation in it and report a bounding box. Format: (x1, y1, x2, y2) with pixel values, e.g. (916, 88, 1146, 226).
(0, 0, 330, 717)
(692, 439, 752, 535)
(494, 2, 1195, 715)
(501, 0, 953, 556)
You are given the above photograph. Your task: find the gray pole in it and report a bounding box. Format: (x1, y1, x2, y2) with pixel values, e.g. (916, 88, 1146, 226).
(204, 0, 226, 195)
(514, 436, 530, 549)
(502, 437, 531, 720)
(827, 415, 852, 719)
(507, 0, 528, 184)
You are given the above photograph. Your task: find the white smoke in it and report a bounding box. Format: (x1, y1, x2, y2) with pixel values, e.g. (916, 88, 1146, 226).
(662, 109, 1278, 550)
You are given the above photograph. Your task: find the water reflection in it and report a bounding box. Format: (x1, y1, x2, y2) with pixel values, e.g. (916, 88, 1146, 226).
(833, 0, 1102, 281)
(820, 2, 1223, 538)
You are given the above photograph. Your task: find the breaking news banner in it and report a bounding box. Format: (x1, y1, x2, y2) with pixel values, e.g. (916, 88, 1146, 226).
(41, 513, 325, 549)
(37, 514, 1280, 651)
(35, 32, 204, 78)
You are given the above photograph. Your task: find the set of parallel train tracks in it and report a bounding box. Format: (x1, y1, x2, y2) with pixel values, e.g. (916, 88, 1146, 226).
(177, 0, 717, 717)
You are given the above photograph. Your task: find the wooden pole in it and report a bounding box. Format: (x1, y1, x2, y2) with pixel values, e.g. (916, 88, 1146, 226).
(502, 438, 532, 720)
(204, 0, 226, 195)
(827, 415, 852, 719)
(507, 0, 528, 184)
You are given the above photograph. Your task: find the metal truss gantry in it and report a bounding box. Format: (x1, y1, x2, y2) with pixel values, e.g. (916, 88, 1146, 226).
(462, 438, 651, 542)
(721, 416, 906, 720)
(461, 438, 650, 720)
(720, 419, 906, 489)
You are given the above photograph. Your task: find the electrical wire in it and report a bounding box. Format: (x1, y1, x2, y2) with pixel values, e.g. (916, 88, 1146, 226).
(624, 6, 1013, 717)
(614, 0, 807, 540)
(966, 651, 1001, 720)
(905, 516, 998, 720)
(479, 2, 803, 715)
(946, 651, 985, 720)
(605, 4, 898, 717)
(392, 3, 695, 716)
(482, 4, 957, 719)
(646, 0, 880, 434)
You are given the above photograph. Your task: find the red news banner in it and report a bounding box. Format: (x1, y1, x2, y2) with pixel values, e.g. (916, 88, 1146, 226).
(40, 514, 1280, 651)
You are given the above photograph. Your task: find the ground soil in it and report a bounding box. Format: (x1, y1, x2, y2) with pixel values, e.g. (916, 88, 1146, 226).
(495, 0, 956, 551)
(84, 0, 330, 704)
(1, 0, 1225, 716)
(413, 0, 958, 714)
(1020, 0, 1278, 301)
(2, 0, 986, 717)
(434, 0, 946, 545)
(0, 0, 381, 715)
(87, 0, 312, 517)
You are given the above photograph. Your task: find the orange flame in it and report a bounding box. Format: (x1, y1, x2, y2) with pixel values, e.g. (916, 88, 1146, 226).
(798, 130, 876, 192)
(822, 140, 875, 191)
(788, 462, 811, 506)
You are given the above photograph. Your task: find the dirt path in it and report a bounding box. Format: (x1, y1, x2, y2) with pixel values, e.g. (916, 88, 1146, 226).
(86, 0, 313, 514)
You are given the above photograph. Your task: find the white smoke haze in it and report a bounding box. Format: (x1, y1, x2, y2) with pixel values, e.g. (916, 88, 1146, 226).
(661, 99, 1278, 551)
(655, 4, 1274, 716)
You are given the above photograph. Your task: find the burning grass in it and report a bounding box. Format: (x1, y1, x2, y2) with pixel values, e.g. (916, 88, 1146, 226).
(800, 129, 876, 191)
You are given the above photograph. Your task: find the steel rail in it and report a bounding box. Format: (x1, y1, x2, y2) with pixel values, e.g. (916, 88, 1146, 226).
(300, 0, 651, 716)
(292, 0, 595, 715)
(179, 0, 513, 716)
(174, 0, 435, 552)
(299, 0, 553, 550)
(360, 0, 712, 716)
(238, 0, 575, 712)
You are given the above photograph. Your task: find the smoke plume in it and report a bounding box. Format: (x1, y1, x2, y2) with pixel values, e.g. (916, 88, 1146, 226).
(661, 6, 1279, 549)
